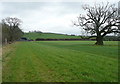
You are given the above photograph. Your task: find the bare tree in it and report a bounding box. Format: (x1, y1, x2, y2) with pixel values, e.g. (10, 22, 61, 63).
(2, 17, 22, 42)
(74, 2, 120, 45)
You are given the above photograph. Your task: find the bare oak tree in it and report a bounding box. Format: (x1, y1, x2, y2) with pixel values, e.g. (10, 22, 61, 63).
(2, 17, 22, 42)
(74, 3, 120, 45)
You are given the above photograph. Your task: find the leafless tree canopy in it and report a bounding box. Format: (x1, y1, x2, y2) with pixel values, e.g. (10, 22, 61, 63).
(74, 2, 120, 45)
(2, 17, 22, 28)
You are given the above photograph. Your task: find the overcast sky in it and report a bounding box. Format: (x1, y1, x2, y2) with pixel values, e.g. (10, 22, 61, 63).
(0, 0, 119, 35)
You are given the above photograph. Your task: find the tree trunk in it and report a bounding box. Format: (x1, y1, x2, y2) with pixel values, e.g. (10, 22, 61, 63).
(5, 38, 7, 44)
(95, 36, 104, 45)
(9, 35, 14, 43)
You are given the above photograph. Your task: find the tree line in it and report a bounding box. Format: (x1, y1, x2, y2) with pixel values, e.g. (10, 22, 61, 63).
(1, 17, 23, 44)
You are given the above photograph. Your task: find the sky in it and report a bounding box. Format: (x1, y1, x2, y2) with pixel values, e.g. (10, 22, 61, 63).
(0, 0, 119, 35)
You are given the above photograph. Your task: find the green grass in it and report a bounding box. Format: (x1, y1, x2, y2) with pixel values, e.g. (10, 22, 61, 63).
(3, 41, 118, 82)
(23, 32, 81, 40)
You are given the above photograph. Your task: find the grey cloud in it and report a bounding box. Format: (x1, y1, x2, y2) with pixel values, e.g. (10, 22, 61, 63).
(2, 2, 47, 15)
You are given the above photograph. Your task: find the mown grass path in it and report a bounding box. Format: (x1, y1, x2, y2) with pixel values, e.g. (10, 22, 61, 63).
(3, 41, 118, 82)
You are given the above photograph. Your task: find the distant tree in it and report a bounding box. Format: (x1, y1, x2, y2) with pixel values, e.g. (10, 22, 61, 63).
(74, 2, 120, 45)
(71, 34, 75, 36)
(36, 30, 42, 33)
(2, 17, 23, 43)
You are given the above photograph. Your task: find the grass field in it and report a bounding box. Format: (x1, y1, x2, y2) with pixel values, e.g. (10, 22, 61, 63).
(23, 32, 81, 40)
(2, 41, 118, 82)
